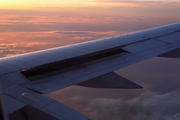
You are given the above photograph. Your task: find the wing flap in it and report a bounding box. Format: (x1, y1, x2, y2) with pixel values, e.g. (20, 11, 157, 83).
(1, 73, 30, 84)
(158, 48, 180, 58)
(77, 72, 142, 88)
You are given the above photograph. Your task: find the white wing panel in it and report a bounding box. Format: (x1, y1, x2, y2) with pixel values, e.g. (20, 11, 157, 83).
(85, 42, 111, 51)
(56, 47, 86, 57)
(122, 39, 167, 53)
(102, 36, 126, 44)
(0, 64, 14, 74)
(99, 38, 123, 46)
(74, 43, 101, 52)
(29, 54, 56, 62)
(71, 43, 98, 52)
(2, 72, 30, 84)
(157, 32, 180, 43)
(27, 49, 75, 60)
(61, 46, 91, 54)
(0, 77, 14, 89)
(89, 40, 118, 48)
(1, 56, 40, 67)
(46, 51, 76, 60)
(105, 35, 139, 45)
(23, 54, 54, 63)
(0, 60, 31, 70)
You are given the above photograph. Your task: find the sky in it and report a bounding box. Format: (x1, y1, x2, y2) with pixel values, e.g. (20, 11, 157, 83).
(1, 0, 180, 8)
(0, 0, 180, 120)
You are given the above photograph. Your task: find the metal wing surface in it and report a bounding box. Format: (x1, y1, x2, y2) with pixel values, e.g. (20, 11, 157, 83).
(0, 22, 180, 120)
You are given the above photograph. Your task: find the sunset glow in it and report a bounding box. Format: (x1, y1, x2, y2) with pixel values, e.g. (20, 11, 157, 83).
(1, 0, 180, 9)
(0, 0, 90, 9)
(1, 3, 180, 58)
(0, 0, 117, 9)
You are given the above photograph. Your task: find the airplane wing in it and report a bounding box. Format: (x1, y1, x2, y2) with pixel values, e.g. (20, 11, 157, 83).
(0, 22, 180, 120)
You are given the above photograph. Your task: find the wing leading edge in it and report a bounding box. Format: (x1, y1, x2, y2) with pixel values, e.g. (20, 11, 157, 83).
(0, 22, 180, 119)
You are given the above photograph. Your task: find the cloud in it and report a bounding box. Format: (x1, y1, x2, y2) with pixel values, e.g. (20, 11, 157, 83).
(54, 31, 94, 35)
(0, 30, 118, 58)
(0, 6, 180, 34)
(48, 90, 180, 120)
(127, 91, 180, 120)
